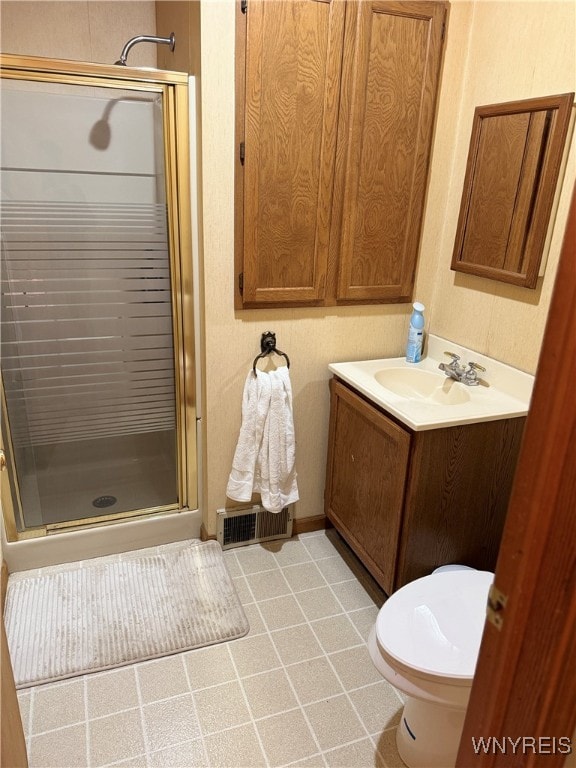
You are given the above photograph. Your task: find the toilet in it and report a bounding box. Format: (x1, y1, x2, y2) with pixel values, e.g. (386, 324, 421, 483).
(368, 566, 493, 768)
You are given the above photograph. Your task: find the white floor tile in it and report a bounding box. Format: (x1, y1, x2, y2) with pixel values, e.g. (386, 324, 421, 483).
(19, 531, 404, 768)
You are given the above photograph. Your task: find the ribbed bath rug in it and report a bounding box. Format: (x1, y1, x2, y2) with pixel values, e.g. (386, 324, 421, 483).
(4, 539, 249, 688)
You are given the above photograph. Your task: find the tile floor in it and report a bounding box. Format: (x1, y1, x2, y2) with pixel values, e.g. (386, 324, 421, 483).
(16, 529, 406, 767)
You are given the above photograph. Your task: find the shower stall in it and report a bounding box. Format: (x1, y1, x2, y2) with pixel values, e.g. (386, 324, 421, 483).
(0, 55, 198, 540)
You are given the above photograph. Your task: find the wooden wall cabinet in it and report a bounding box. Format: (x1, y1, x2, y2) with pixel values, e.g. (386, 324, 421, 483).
(235, 0, 448, 308)
(324, 377, 526, 594)
(451, 93, 574, 288)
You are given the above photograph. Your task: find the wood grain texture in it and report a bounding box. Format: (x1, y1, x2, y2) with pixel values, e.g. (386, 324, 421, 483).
(336, 0, 447, 302)
(503, 110, 550, 274)
(324, 378, 409, 593)
(241, 0, 345, 305)
(155, 1, 201, 75)
(395, 416, 526, 587)
(461, 113, 530, 270)
(324, 377, 526, 595)
(451, 92, 574, 288)
(292, 514, 327, 535)
(235, 0, 247, 309)
(236, 0, 446, 308)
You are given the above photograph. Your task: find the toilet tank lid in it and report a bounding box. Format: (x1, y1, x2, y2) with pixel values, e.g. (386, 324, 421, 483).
(376, 571, 494, 680)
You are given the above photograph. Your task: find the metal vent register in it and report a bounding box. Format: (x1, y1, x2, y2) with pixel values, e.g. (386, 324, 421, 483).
(216, 505, 293, 549)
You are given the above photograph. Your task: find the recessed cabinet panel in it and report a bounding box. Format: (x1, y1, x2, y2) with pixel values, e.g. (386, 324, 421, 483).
(325, 379, 410, 593)
(451, 93, 574, 288)
(458, 112, 532, 271)
(336, 0, 447, 302)
(239, 0, 345, 305)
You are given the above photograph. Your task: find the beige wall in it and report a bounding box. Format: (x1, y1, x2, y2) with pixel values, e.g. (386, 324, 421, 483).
(200, 0, 575, 534)
(199, 1, 412, 533)
(0, 1, 157, 66)
(415, 0, 576, 370)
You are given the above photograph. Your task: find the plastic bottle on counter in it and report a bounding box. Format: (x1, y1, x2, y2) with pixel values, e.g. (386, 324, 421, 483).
(406, 302, 425, 363)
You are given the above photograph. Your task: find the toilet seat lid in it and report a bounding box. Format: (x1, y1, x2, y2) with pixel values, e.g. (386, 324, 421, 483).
(376, 571, 493, 681)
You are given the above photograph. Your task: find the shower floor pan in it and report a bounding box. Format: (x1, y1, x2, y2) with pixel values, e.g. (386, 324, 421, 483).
(17, 431, 177, 528)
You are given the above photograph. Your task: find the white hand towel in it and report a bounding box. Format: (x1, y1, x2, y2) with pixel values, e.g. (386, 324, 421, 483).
(226, 369, 272, 503)
(226, 366, 299, 514)
(256, 367, 299, 514)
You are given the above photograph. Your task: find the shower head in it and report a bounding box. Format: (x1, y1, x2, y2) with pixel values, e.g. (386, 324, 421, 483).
(115, 33, 175, 66)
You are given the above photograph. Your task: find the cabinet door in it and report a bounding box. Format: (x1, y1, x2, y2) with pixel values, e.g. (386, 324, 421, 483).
(238, 0, 345, 307)
(325, 378, 410, 593)
(334, 0, 447, 302)
(395, 418, 526, 588)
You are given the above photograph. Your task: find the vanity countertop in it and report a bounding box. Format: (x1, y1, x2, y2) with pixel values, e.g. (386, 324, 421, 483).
(328, 335, 534, 431)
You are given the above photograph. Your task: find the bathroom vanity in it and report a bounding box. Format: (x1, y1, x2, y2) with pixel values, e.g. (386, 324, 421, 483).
(324, 338, 533, 594)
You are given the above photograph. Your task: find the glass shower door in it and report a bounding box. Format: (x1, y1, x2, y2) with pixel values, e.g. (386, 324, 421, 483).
(0, 62, 194, 533)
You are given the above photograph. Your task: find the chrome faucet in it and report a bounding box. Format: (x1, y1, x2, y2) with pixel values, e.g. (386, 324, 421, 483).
(438, 351, 486, 386)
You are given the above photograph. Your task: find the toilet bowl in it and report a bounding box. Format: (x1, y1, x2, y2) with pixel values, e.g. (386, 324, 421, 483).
(368, 568, 493, 768)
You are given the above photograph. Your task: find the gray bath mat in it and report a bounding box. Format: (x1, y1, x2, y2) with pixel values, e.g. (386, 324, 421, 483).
(4, 539, 249, 688)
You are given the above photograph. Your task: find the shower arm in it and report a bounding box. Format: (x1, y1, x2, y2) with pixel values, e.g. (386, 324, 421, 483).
(115, 33, 175, 66)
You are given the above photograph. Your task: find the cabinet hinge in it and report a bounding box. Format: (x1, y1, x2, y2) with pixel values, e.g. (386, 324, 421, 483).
(241, 0, 247, 13)
(239, 141, 245, 166)
(486, 584, 508, 630)
(238, 272, 244, 295)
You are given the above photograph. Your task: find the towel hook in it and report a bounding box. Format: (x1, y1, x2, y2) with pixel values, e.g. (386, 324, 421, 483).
(252, 332, 290, 375)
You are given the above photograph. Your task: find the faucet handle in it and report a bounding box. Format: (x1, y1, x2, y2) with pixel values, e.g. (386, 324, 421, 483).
(467, 361, 486, 373)
(444, 351, 460, 364)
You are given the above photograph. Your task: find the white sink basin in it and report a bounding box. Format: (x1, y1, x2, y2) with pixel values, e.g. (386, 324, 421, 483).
(374, 367, 471, 405)
(329, 335, 534, 431)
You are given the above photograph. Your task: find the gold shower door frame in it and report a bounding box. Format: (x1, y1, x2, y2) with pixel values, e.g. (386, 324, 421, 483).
(0, 54, 197, 540)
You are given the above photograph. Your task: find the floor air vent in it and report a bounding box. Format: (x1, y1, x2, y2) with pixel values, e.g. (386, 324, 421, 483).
(216, 505, 293, 550)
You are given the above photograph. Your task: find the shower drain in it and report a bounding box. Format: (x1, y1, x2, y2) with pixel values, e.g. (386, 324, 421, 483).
(92, 495, 118, 509)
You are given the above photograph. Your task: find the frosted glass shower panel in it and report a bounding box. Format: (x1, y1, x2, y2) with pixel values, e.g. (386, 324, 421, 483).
(0, 81, 179, 527)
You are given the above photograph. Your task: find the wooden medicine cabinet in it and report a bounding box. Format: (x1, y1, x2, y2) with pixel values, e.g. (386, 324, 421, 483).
(451, 93, 574, 288)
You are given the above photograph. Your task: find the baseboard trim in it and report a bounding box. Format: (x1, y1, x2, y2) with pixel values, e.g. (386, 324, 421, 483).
(200, 523, 216, 542)
(293, 515, 327, 536)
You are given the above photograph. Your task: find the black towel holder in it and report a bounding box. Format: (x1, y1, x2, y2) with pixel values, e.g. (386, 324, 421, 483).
(252, 331, 290, 375)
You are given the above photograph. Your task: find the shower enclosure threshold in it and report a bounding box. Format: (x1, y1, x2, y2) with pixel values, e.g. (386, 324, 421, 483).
(2, 509, 202, 572)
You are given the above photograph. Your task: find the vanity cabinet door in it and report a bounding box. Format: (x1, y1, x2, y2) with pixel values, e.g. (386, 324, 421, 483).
(334, 0, 447, 303)
(324, 378, 410, 594)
